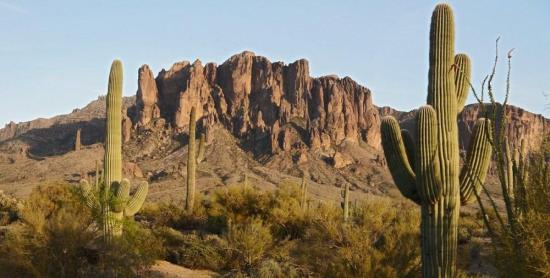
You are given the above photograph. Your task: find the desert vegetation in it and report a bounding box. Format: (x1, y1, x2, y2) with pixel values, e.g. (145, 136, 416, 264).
(0, 2, 547, 278)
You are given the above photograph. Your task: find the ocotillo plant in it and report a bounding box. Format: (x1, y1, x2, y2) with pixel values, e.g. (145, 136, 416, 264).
(341, 183, 350, 222)
(75, 128, 81, 151)
(81, 60, 148, 240)
(380, 4, 493, 277)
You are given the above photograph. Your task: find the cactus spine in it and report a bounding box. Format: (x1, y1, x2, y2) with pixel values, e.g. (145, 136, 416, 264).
(186, 107, 197, 212)
(75, 128, 82, 151)
(341, 183, 350, 222)
(380, 4, 493, 277)
(81, 60, 148, 240)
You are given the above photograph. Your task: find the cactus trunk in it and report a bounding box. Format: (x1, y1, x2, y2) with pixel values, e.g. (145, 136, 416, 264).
(104, 60, 123, 191)
(423, 5, 459, 277)
(75, 128, 81, 151)
(300, 172, 308, 211)
(186, 107, 197, 212)
(342, 183, 350, 222)
(421, 200, 459, 277)
(379, 4, 493, 277)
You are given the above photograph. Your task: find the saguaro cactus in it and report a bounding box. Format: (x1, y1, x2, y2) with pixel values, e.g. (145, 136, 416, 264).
(300, 171, 308, 211)
(81, 60, 148, 240)
(380, 4, 493, 277)
(185, 107, 197, 212)
(341, 183, 350, 222)
(196, 134, 206, 163)
(75, 128, 82, 151)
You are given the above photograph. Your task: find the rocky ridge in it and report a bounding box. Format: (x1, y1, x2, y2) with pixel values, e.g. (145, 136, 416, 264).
(379, 104, 550, 153)
(135, 51, 381, 154)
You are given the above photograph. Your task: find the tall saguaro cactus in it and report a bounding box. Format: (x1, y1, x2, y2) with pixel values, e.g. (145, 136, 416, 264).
(186, 107, 197, 212)
(75, 128, 82, 151)
(185, 107, 206, 212)
(81, 60, 149, 240)
(380, 4, 493, 277)
(300, 171, 308, 211)
(341, 183, 350, 222)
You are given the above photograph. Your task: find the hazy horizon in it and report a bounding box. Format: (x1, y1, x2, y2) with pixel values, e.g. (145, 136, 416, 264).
(1, 0, 549, 126)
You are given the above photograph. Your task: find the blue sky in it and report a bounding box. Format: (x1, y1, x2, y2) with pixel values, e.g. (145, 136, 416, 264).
(1, 0, 549, 126)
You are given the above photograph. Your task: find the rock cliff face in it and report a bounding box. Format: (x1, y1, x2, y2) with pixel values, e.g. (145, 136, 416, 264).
(379, 104, 550, 153)
(135, 51, 381, 153)
(458, 104, 549, 152)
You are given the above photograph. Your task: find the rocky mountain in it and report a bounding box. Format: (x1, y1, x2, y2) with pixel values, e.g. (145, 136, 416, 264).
(0, 51, 548, 202)
(134, 51, 380, 155)
(379, 103, 550, 153)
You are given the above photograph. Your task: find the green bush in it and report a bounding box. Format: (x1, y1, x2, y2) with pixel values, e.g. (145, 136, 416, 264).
(225, 218, 273, 272)
(0, 184, 163, 277)
(154, 226, 226, 271)
(148, 183, 423, 277)
(298, 198, 421, 278)
(481, 138, 550, 277)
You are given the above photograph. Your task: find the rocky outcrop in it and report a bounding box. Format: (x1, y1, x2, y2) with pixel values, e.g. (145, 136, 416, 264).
(458, 104, 549, 152)
(136, 65, 160, 126)
(135, 51, 381, 153)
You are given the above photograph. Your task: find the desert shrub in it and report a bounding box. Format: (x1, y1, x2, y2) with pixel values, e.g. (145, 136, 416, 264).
(154, 226, 226, 271)
(95, 219, 164, 277)
(205, 185, 271, 233)
(0, 184, 96, 277)
(225, 218, 273, 272)
(140, 199, 208, 231)
(252, 259, 300, 278)
(458, 211, 485, 245)
(0, 191, 21, 225)
(266, 181, 308, 239)
(298, 198, 421, 278)
(148, 182, 423, 277)
(480, 138, 550, 277)
(0, 183, 162, 278)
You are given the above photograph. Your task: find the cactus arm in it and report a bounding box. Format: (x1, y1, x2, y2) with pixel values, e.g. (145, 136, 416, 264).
(109, 179, 130, 213)
(196, 133, 206, 163)
(380, 116, 420, 203)
(116, 178, 131, 199)
(459, 118, 493, 204)
(401, 129, 416, 170)
(416, 106, 442, 204)
(124, 181, 149, 217)
(455, 54, 471, 113)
